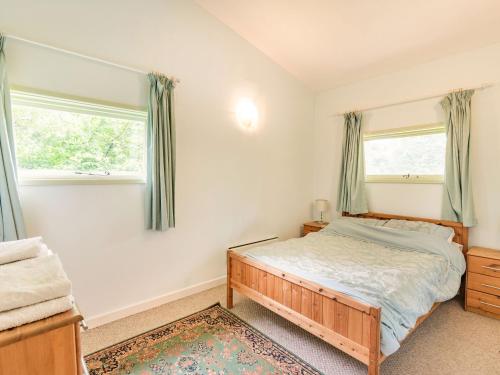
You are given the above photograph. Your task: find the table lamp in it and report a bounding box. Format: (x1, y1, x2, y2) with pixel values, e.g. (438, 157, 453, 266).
(315, 199, 328, 224)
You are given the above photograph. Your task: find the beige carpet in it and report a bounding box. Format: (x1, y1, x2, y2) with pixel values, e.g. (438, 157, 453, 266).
(82, 285, 500, 375)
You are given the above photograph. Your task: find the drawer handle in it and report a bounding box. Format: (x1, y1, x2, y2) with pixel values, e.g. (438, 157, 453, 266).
(481, 283, 500, 291)
(482, 264, 500, 272)
(479, 300, 500, 309)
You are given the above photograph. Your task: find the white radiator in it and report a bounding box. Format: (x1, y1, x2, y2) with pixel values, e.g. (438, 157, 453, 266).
(228, 236, 279, 253)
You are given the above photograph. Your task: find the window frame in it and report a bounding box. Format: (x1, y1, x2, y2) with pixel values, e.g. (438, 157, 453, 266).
(363, 123, 446, 184)
(10, 88, 148, 185)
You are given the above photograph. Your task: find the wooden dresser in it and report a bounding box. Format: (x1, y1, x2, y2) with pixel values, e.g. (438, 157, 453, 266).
(0, 307, 84, 374)
(302, 221, 328, 236)
(466, 247, 500, 319)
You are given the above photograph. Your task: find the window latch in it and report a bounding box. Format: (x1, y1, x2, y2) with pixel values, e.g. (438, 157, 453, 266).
(74, 171, 111, 176)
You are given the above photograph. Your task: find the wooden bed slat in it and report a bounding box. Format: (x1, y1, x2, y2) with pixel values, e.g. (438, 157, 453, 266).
(274, 276, 283, 303)
(312, 293, 323, 323)
(322, 296, 335, 330)
(348, 308, 364, 344)
(251, 266, 259, 290)
(258, 270, 267, 295)
(283, 280, 292, 308)
(301, 289, 313, 319)
(291, 284, 302, 312)
(266, 273, 275, 298)
(362, 313, 371, 347)
(234, 260, 242, 282)
(335, 302, 349, 336)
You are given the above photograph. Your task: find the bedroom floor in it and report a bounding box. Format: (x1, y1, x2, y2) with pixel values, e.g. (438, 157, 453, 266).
(82, 285, 500, 375)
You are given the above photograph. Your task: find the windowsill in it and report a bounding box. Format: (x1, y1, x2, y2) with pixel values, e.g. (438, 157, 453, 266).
(19, 176, 146, 186)
(366, 175, 444, 184)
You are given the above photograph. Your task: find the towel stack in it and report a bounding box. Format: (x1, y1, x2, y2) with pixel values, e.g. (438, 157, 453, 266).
(0, 237, 73, 331)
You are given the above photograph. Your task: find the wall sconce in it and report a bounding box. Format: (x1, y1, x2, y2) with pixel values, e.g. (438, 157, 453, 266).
(236, 99, 258, 130)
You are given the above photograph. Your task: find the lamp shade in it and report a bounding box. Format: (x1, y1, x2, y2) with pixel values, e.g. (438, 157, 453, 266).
(314, 199, 328, 212)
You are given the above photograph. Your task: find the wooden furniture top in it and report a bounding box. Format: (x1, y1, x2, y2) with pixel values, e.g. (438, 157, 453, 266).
(468, 247, 500, 260)
(0, 306, 82, 348)
(344, 211, 468, 252)
(303, 221, 329, 229)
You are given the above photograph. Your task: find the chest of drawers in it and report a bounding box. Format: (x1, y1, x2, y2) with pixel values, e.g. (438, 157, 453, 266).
(466, 247, 500, 319)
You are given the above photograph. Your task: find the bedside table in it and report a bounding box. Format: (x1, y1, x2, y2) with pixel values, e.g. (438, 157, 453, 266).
(302, 221, 328, 236)
(466, 247, 500, 320)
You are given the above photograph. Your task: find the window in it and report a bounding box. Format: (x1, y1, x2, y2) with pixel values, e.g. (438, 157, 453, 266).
(11, 90, 147, 184)
(364, 123, 446, 183)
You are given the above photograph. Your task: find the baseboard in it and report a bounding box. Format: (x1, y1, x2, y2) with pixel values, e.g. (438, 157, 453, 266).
(85, 275, 227, 329)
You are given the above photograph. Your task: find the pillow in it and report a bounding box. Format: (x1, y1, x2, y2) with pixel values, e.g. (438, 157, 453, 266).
(341, 217, 389, 227)
(383, 219, 455, 242)
(453, 242, 464, 253)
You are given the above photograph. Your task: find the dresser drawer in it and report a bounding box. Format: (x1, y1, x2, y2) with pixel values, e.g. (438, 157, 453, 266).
(468, 255, 500, 278)
(468, 272, 500, 296)
(467, 289, 500, 317)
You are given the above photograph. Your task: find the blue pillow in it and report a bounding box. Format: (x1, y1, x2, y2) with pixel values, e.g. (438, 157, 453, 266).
(383, 219, 455, 242)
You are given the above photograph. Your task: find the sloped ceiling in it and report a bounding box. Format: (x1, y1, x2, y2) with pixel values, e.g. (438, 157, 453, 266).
(196, 0, 500, 91)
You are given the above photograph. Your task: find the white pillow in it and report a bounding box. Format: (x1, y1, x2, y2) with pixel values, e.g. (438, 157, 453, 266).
(342, 217, 388, 227)
(453, 242, 464, 253)
(383, 219, 455, 242)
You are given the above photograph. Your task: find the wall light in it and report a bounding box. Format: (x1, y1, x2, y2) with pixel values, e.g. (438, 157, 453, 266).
(236, 99, 258, 130)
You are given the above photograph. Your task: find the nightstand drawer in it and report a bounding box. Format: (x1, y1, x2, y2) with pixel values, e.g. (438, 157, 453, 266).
(467, 289, 500, 316)
(302, 222, 328, 236)
(468, 255, 500, 278)
(303, 226, 317, 235)
(468, 272, 500, 296)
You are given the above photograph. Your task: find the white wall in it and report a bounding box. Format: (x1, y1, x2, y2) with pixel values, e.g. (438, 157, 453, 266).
(0, 0, 315, 320)
(314, 42, 500, 249)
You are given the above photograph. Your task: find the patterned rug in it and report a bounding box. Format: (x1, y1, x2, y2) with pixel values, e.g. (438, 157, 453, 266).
(84, 303, 322, 374)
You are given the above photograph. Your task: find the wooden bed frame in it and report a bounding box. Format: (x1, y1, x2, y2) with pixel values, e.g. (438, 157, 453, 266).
(226, 212, 468, 375)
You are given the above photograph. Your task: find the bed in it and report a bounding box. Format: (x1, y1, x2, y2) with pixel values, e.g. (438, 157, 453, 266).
(226, 212, 468, 375)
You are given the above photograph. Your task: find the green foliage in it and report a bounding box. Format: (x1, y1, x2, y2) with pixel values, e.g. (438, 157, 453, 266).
(365, 133, 446, 175)
(12, 105, 145, 175)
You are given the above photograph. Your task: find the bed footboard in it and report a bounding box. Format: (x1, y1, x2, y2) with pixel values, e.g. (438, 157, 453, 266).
(227, 250, 382, 375)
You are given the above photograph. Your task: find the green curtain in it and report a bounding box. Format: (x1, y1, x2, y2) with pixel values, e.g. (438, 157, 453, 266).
(146, 73, 176, 231)
(336, 112, 368, 214)
(441, 90, 477, 227)
(0, 35, 26, 240)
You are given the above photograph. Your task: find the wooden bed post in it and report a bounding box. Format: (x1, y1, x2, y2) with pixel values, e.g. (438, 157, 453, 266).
(368, 307, 381, 375)
(227, 250, 234, 309)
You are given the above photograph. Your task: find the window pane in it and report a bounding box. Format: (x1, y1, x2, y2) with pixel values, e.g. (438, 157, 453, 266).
(364, 132, 446, 176)
(12, 104, 145, 178)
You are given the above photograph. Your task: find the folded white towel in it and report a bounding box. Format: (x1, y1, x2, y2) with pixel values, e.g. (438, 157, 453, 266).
(0, 236, 45, 265)
(0, 254, 72, 312)
(0, 296, 73, 331)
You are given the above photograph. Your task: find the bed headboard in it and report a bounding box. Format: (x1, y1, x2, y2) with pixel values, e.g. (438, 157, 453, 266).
(342, 211, 468, 254)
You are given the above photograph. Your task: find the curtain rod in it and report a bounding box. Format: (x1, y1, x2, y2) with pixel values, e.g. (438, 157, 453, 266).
(3, 33, 180, 83)
(330, 82, 496, 117)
